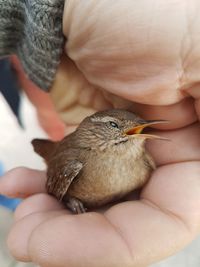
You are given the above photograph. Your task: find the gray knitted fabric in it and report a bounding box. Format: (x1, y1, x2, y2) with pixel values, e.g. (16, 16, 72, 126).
(0, 0, 65, 91)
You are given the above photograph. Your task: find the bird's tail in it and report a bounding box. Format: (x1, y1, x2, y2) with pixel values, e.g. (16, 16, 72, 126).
(31, 139, 57, 163)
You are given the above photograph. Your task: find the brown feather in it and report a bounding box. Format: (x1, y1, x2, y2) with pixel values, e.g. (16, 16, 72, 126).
(31, 139, 57, 163)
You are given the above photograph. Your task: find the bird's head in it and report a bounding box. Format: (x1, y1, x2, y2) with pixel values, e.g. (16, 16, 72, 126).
(78, 109, 166, 150)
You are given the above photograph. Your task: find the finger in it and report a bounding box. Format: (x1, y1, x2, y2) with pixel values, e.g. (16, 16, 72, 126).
(130, 97, 197, 130)
(147, 122, 200, 166)
(142, 162, 200, 232)
(7, 210, 66, 262)
(24, 85, 66, 141)
(14, 193, 65, 221)
(28, 213, 132, 267)
(0, 167, 46, 198)
(105, 161, 200, 266)
(10, 56, 66, 141)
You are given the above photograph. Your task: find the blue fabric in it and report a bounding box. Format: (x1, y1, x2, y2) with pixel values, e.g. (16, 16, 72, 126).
(0, 162, 21, 211)
(0, 161, 3, 175)
(0, 195, 21, 211)
(0, 58, 22, 125)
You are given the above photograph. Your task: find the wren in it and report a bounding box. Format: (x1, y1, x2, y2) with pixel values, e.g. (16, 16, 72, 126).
(32, 109, 165, 213)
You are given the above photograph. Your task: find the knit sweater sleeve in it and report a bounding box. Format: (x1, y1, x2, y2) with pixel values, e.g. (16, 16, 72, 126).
(0, 0, 65, 91)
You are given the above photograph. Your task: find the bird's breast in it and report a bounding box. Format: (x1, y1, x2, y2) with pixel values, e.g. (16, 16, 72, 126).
(68, 145, 151, 207)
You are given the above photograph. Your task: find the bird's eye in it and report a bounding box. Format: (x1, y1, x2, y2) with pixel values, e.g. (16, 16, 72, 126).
(109, 121, 119, 129)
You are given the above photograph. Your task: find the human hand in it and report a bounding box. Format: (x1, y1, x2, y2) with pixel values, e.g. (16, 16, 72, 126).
(2, 1, 200, 266)
(1, 118, 200, 267)
(14, 1, 200, 138)
(14, 1, 200, 136)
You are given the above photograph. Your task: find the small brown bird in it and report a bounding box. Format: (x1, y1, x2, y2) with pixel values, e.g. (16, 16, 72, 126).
(32, 109, 164, 214)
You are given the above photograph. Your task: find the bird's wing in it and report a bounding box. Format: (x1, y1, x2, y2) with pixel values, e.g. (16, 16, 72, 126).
(144, 152, 156, 171)
(46, 155, 83, 201)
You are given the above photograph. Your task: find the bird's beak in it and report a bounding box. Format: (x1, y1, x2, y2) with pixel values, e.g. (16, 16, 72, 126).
(124, 120, 169, 140)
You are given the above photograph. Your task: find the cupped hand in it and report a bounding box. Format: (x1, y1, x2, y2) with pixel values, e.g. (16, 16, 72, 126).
(1, 120, 200, 267)
(2, 1, 200, 266)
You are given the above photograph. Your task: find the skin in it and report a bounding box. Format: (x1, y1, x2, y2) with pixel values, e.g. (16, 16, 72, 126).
(1, 0, 200, 266)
